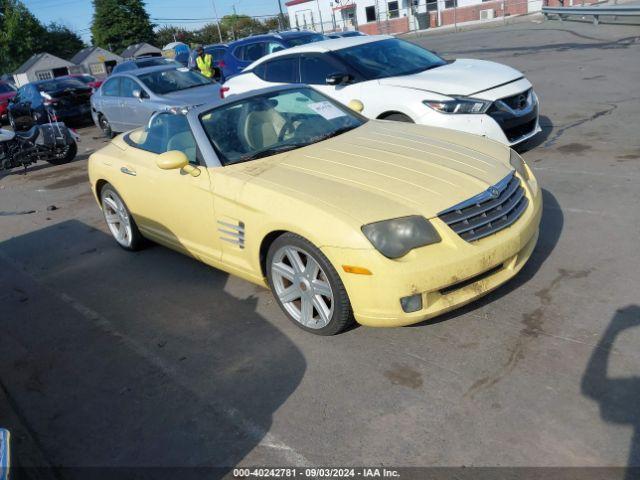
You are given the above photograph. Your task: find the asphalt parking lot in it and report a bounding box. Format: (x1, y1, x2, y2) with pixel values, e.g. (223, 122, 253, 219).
(1, 17, 639, 476)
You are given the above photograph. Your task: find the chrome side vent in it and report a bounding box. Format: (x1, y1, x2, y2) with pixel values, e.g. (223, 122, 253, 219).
(218, 220, 245, 249)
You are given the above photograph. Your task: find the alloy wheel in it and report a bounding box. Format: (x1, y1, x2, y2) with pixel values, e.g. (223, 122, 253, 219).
(270, 246, 334, 329)
(102, 190, 132, 248)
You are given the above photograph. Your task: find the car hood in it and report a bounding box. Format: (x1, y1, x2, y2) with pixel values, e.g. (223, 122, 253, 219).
(378, 59, 523, 97)
(160, 84, 221, 105)
(236, 120, 513, 224)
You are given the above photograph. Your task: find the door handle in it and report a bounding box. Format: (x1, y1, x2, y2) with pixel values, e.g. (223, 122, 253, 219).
(120, 166, 136, 176)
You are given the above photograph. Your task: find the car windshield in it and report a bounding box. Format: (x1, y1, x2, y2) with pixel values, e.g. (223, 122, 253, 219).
(37, 79, 87, 92)
(286, 33, 327, 46)
(138, 68, 213, 94)
(200, 87, 365, 165)
(333, 38, 446, 80)
(0, 83, 16, 94)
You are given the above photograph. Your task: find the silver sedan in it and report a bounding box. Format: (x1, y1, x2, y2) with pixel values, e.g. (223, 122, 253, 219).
(90, 65, 221, 137)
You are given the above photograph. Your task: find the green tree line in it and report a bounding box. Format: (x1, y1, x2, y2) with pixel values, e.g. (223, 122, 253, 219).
(154, 15, 289, 48)
(1, 0, 288, 76)
(0, 0, 84, 74)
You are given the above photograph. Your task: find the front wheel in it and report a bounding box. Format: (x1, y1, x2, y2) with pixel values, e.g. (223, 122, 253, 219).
(47, 140, 77, 165)
(98, 113, 114, 139)
(267, 233, 354, 335)
(100, 184, 144, 251)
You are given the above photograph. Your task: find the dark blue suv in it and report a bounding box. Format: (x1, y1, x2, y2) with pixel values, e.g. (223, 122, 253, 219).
(222, 31, 326, 79)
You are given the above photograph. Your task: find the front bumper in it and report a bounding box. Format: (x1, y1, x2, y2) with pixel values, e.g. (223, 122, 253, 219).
(321, 172, 542, 327)
(416, 108, 540, 147)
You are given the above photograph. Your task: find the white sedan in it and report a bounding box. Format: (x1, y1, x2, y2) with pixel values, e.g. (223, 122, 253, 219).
(223, 35, 540, 146)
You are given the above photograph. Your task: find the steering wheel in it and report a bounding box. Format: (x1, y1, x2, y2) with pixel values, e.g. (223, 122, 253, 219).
(277, 118, 297, 142)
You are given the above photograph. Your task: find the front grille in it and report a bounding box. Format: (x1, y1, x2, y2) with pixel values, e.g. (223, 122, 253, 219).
(503, 118, 537, 142)
(486, 88, 538, 143)
(500, 88, 532, 111)
(438, 172, 528, 242)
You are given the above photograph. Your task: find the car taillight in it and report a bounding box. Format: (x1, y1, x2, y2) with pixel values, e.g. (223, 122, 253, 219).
(220, 86, 229, 99)
(217, 60, 226, 68)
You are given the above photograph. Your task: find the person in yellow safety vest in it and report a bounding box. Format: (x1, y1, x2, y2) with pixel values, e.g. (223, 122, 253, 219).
(195, 46, 214, 79)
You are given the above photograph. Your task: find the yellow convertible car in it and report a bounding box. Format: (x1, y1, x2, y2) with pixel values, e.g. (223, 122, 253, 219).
(88, 85, 542, 335)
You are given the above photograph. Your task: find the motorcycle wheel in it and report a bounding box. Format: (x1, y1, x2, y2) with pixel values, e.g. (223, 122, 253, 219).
(47, 140, 78, 166)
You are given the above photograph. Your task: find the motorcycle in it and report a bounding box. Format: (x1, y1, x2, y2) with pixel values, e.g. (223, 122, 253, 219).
(0, 111, 80, 172)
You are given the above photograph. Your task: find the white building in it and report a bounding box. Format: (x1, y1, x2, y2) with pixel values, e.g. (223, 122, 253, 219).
(286, 0, 563, 35)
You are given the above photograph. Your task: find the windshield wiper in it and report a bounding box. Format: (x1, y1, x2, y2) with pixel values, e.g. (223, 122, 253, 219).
(311, 125, 358, 143)
(234, 142, 309, 163)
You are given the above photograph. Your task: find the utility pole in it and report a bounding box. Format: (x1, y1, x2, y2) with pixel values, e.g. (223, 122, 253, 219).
(211, 0, 224, 43)
(277, 0, 286, 30)
(232, 4, 237, 40)
(315, 0, 325, 33)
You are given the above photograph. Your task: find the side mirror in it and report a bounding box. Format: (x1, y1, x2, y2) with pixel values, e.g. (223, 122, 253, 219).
(156, 150, 189, 170)
(132, 89, 146, 100)
(348, 99, 364, 113)
(326, 72, 352, 86)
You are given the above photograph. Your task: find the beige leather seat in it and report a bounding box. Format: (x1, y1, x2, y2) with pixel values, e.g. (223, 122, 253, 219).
(240, 104, 286, 151)
(167, 131, 197, 164)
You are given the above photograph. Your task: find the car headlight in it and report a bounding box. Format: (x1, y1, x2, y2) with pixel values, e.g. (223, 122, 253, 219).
(423, 97, 492, 114)
(510, 149, 529, 180)
(361, 216, 441, 259)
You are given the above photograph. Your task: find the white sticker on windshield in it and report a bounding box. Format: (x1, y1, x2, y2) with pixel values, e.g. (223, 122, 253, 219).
(307, 101, 346, 120)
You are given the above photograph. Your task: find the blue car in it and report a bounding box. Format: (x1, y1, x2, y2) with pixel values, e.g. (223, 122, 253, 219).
(222, 31, 327, 79)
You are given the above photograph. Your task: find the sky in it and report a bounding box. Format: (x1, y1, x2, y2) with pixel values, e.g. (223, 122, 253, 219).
(23, 0, 286, 43)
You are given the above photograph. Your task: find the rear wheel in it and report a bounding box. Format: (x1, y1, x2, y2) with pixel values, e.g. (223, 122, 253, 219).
(267, 233, 354, 335)
(98, 113, 114, 138)
(100, 184, 143, 251)
(47, 140, 77, 165)
(382, 113, 414, 123)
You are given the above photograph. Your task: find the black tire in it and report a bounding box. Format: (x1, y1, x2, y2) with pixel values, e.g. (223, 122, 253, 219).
(266, 232, 354, 336)
(47, 140, 77, 166)
(98, 113, 114, 139)
(100, 183, 144, 251)
(382, 113, 414, 123)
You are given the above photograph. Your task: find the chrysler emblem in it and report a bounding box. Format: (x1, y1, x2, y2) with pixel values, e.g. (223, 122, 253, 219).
(488, 186, 500, 199)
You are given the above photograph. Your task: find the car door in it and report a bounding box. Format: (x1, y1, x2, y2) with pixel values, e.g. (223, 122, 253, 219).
(115, 112, 221, 263)
(299, 53, 363, 106)
(119, 77, 154, 130)
(98, 77, 124, 131)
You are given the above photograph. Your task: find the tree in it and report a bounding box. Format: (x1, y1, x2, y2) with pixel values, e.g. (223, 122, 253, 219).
(154, 25, 199, 48)
(46, 22, 85, 60)
(0, 0, 48, 73)
(196, 23, 227, 45)
(91, 0, 155, 54)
